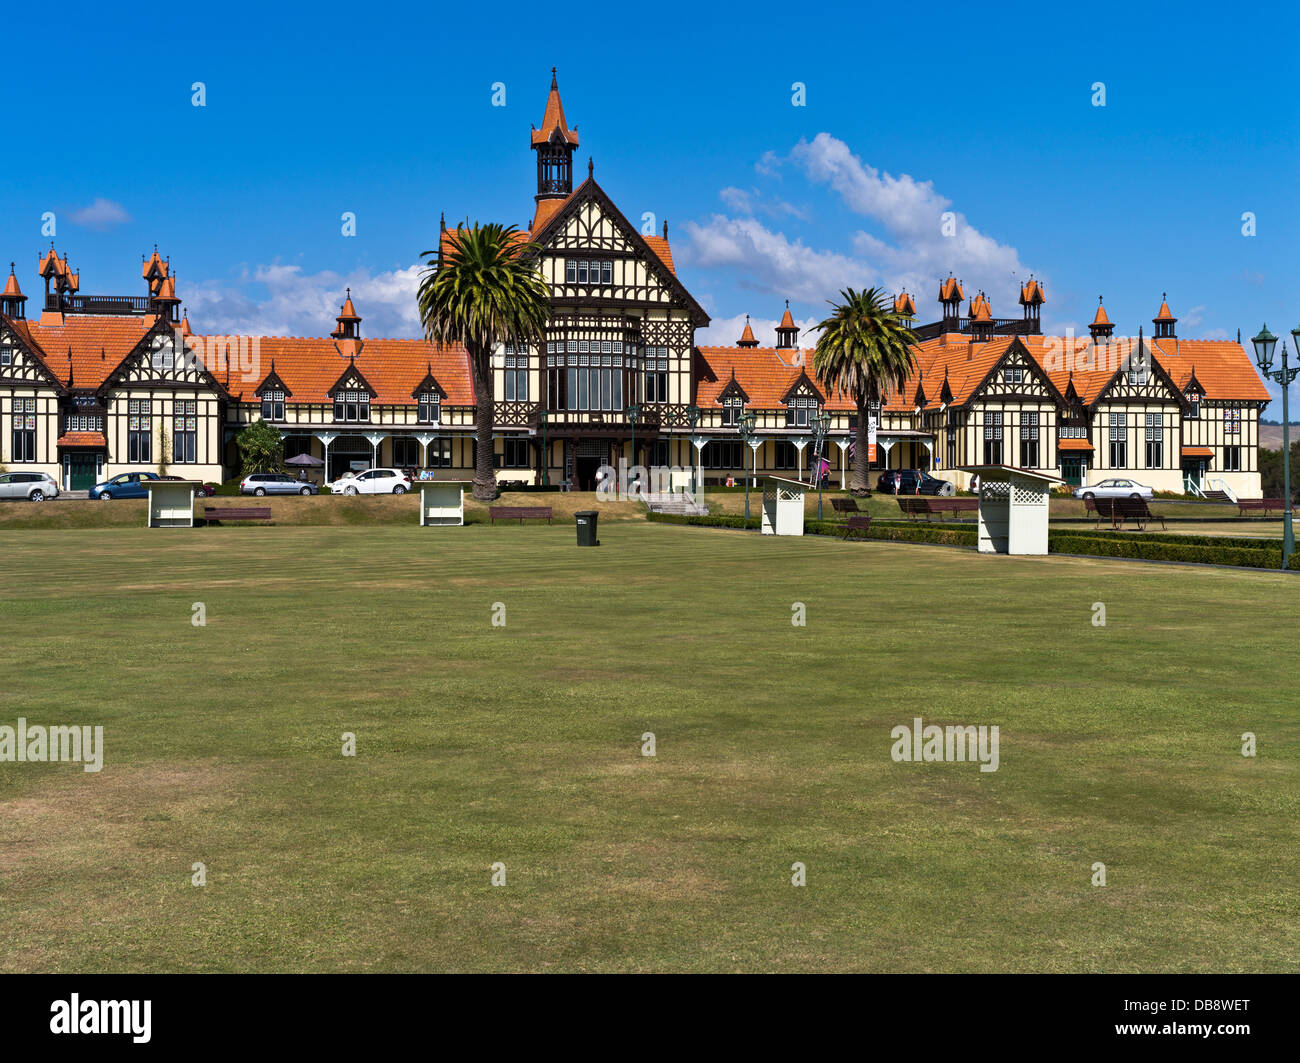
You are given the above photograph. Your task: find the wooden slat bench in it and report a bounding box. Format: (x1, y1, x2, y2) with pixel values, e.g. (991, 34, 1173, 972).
(204, 506, 272, 524)
(1238, 498, 1285, 517)
(895, 496, 930, 519)
(489, 505, 553, 525)
(830, 497, 861, 515)
(1092, 496, 1166, 531)
(841, 515, 872, 540)
(930, 497, 979, 520)
(896, 496, 978, 521)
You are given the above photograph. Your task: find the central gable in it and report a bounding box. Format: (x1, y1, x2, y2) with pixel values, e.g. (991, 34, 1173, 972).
(530, 177, 708, 325)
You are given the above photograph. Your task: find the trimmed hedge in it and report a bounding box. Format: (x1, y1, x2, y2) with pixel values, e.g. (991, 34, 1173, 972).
(647, 510, 1296, 570)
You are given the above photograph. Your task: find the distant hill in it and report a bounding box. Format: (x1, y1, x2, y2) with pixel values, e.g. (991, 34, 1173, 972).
(1260, 424, 1300, 450)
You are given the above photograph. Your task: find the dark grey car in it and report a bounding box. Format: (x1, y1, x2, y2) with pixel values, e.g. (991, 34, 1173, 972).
(240, 473, 318, 496)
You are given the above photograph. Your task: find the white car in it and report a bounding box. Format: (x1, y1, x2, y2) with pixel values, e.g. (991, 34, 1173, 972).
(328, 468, 412, 495)
(0, 471, 59, 501)
(1073, 478, 1154, 501)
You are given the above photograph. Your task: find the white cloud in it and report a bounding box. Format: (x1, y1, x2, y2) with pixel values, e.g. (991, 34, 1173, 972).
(719, 186, 809, 221)
(682, 214, 870, 305)
(686, 132, 1035, 323)
(183, 263, 424, 339)
(69, 198, 131, 231)
(1183, 304, 1206, 327)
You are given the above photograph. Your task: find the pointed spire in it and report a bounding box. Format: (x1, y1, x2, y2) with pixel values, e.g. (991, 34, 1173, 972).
(531, 68, 579, 147)
(738, 315, 758, 348)
(1, 262, 26, 317)
(775, 300, 799, 349)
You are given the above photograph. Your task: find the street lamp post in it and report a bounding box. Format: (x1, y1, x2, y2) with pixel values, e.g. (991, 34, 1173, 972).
(538, 408, 549, 487)
(687, 403, 701, 498)
(737, 411, 757, 524)
(810, 410, 832, 521)
(626, 403, 642, 497)
(1253, 324, 1298, 568)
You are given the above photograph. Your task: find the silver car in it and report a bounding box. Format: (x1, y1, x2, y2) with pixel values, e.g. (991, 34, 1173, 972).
(1073, 478, 1154, 501)
(0, 471, 60, 501)
(240, 473, 318, 496)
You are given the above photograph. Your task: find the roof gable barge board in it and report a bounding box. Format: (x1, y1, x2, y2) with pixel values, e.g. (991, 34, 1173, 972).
(0, 318, 66, 391)
(1089, 341, 1186, 409)
(528, 177, 709, 327)
(962, 337, 1068, 409)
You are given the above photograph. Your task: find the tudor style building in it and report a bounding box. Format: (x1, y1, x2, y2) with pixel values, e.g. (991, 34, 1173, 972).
(0, 251, 227, 489)
(0, 72, 1271, 499)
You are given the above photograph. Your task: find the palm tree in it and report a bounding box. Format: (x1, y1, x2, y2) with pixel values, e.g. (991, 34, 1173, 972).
(811, 287, 917, 496)
(418, 223, 551, 501)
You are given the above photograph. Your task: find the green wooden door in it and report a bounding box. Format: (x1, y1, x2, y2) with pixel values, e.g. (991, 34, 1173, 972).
(1061, 457, 1083, 487)
(69, 454, 98, 490)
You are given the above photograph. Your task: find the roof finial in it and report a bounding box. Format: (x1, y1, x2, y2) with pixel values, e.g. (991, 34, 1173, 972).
(588, 156, 593, 178)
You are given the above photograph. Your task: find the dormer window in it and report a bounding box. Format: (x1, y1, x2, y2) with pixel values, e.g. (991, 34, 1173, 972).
(787, 395, 817, 427)
(721, 396, 744, 426)
(1185, 392, 1200, 419)
(418, 392, 441, 424)
(1127, 357, 1149, 385)
(261, 390, 285, 421)
(334, 389, 370, 422)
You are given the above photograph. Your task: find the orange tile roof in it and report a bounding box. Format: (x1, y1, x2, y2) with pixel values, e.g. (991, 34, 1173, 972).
(337, 293, 359, 320)
(13, 314, 159, 389)
(1181, 446, 1214, 457)
(1148, 337, 1270, 402)
(939, 275, 963, 302)
(696, 347, 855, 410)
(1019, 278, 1045, 305)
(529, 195, 570, 235)
(1058, 438, 1095, 451)
(56, 431, 107, 447)
(216, 335, 476, 406)
(1091, 299, 1111, 326)
(642, 235, 675, 274)
(1154, 296, 1176, 321)
(738, 319, 757, 346)
(530, 70, 579, 147)
(778, 305, 796, 329)
(968, 292, 991, 319)
(894, 291, 917, 317)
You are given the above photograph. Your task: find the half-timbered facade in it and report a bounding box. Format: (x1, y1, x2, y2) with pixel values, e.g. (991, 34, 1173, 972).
(689, 285, 1269, 499)
(0, 74, 1271, 498)
(0, 253, 227, 489)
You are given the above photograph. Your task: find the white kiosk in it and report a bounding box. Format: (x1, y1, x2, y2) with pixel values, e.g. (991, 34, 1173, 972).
(418, 480, 469, 527)
(959, 465, 1063, 555)
(143, 479, 200, 528)
(761, 476, 811, 536)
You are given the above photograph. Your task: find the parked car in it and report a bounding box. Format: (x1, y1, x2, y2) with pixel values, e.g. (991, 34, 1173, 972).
(0, 471, 60, 501)
(240, 473, 319, 496)
(1073, 478, 1154, 501)
(193, 482, 218, 497)
(876, 469, 955, 496)
(327, 468, 412, 495)
(89, 471, 162, 500)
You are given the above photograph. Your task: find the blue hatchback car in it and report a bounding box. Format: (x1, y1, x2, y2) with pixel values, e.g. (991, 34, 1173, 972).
(88, 471, 161, 500)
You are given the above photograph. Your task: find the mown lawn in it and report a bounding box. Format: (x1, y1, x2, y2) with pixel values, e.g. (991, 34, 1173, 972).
(0, 523, 1296, 972)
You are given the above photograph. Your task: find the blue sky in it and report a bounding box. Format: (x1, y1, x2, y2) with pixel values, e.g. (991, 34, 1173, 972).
(4, 0, 1298, 403)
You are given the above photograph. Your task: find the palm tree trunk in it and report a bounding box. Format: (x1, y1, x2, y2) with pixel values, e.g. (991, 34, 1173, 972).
(851, 397, 871, 495)
(470, 351, 497, 501)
